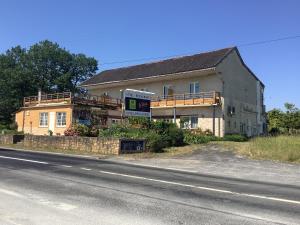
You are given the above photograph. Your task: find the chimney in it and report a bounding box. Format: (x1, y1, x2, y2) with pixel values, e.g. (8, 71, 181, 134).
(38, 88, 42, 103)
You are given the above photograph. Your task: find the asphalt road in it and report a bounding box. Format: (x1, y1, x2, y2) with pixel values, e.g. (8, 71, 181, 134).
(0, 148, 299, 225)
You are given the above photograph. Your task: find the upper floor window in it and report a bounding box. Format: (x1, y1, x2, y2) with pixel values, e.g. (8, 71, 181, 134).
(56, 112, 66, 127)
(39, 112, 48, 127)
(189, 82, 200, 94)
(163, 85, 174, 98)
(227, 105, 235, 116)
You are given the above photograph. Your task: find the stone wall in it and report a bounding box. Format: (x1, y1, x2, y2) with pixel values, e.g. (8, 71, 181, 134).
(0, 135, 24, 145)
(23, 135, 145, 155)
(0, 135, 14, 145)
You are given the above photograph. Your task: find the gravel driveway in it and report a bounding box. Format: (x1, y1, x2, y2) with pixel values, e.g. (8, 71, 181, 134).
(110, 144, 300, 186)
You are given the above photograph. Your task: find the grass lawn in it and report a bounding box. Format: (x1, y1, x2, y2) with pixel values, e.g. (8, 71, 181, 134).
(216, 135, 300, 163)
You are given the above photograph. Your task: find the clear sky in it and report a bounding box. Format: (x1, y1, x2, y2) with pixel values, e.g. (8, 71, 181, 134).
(0, 0, 299, 110)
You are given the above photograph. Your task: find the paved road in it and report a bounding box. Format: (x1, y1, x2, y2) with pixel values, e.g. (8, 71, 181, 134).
(0, 148, 299, 225)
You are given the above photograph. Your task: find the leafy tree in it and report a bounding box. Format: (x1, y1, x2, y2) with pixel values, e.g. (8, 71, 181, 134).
(267, 109, 285, 130)
(283, 103, 300, 131)
(0, 40, 98, 125)
(267, 103, 300, 134)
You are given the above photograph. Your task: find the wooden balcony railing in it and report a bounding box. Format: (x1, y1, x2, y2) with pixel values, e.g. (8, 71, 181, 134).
(23, 92, 122, 109)
(24, 92, 72, 107)
(151, 91, 221, 107)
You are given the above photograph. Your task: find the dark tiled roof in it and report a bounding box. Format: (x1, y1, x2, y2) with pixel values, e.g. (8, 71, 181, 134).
(81, 47, 235, 86)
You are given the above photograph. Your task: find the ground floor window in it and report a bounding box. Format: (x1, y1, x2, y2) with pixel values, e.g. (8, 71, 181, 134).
(111, 118, 120, 124)
(180, 116, 198, 129)
(163, 118, 174, 123)
(56, 112, 66, 127)
(39, 112, 48, 127)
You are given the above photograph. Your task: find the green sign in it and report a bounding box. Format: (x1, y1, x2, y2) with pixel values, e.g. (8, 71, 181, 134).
(129, 99, 137, 110)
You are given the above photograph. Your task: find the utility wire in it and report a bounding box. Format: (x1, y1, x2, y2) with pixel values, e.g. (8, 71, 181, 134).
(101, 34, 300, 66)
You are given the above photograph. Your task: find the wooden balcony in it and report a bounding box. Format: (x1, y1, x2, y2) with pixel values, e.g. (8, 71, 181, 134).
(23, 92, 122, 109)
(151, 91, 221, 108)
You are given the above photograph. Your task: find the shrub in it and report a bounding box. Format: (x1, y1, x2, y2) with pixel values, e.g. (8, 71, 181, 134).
(166, 126, 185, 146)
(183, 132, 211, 144)
(223, 134, 248, 142)
(89, 126, 100, 137)
(98, 120, 185, 152)
(99, 124, 131, 138)
(64, 124, 89, 136)
(128, 117, 151, 129)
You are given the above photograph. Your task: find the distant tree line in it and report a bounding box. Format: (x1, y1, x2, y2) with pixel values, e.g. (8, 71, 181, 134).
(0, 40, 98, 125)
(267, 103, 300, 135)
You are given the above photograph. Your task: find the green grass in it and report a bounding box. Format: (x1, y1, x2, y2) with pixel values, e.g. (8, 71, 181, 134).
(217, 135, 300, 163)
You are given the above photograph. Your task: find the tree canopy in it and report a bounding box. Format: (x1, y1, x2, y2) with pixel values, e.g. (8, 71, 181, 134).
(0, 40, 98, 125)
(267, 103, 300, 134)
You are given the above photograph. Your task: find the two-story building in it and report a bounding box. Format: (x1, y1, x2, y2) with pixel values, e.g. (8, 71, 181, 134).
(15, 91, 122, 135)
(80, 47, 266, 137)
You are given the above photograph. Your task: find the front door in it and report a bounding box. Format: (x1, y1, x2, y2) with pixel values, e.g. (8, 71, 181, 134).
(49, 112, 55, 133)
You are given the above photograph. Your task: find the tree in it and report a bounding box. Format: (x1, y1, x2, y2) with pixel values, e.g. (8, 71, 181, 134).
(0, 40, 98, 125)
(267, 103, 300, 134)
(267, 109, 285, 133)
(283, 103, 300, 131)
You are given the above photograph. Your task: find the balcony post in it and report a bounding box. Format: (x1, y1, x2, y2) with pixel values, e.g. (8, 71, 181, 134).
(213, 91, 216, 104)
(173, 107, 176, 124)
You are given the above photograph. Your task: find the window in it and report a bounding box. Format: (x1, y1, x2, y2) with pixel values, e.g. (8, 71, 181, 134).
(56, 112, 66, 127)
(191, 116, 198, 128)
(162, 118, 173, 123)
(180, 116, 198, 129)
(111, 119, 120, 124)
(227, 105, 235, 116)
(163, 85, 174, 99)
(232, 106, 235, 114)
(189, 82, 200, 94)
(39, 112, 48, 127)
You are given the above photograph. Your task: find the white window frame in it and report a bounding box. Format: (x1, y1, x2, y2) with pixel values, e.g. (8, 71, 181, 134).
(56, 112, 67, 127)
(39, 112, 48, 127)
(111, 118, 120, 124)
(180, 116, 198, 129)
(189, 82, 200, 94)
(163, 85, 169, 99)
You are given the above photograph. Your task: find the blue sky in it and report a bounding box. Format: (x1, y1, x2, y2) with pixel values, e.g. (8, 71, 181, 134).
(0, 0, 299, 110)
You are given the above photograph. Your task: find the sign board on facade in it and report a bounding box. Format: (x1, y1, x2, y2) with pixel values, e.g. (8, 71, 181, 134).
(123, 89, 154, 117)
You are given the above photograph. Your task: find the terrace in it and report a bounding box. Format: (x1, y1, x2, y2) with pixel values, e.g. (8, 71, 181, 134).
(151, 91, 221, 108)
(23, 92, 122, 109)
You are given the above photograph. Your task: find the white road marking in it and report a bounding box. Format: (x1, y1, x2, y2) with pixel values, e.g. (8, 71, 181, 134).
(61, 165, 72, 168)
(0, 188, 24, 198)
(0, 155, 48, 164)
(98, 170, 300, 205)
(1, 154, 299, 206)
(80, 167, 92, 171)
